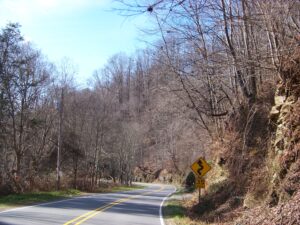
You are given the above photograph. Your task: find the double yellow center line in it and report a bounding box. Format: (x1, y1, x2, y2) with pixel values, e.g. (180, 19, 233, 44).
(63, 186, 164, 225)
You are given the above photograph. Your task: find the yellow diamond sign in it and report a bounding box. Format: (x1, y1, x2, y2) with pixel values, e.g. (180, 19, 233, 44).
(195, 177, 205, 189)
(191, 157, 211, 177)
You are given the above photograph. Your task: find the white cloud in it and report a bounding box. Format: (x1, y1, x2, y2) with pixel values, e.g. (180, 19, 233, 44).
(0, 0, 110, 25)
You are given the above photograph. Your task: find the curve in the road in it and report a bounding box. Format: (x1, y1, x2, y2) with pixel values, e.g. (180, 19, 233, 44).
(64, 185, 165, 225)
(0, 183, 175, 225)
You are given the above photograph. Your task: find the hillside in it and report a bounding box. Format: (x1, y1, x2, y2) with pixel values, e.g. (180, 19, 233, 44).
(181, 45, 300, 225)
(0, 1, 299, 224)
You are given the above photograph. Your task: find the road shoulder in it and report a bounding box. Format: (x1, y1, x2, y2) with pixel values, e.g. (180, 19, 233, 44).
(0, 184, 144, 213)
(162, 188, 196, 225)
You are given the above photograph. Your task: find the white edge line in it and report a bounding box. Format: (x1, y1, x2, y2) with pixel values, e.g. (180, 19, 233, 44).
(0, 185, 150, 215)
(160, 186, 177, 225)
(0, 193, 102, 215)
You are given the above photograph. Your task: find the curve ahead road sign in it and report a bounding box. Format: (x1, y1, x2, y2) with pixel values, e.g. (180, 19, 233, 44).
(191, 157, 211, 177)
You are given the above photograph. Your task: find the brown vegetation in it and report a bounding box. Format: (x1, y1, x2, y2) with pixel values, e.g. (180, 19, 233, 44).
(1, 1, 300, 224)
(115, 0, 300, 224)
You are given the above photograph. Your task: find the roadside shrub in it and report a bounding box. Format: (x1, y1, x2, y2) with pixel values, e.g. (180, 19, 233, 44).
(0, 183, 14, 195)
(185, 172, 195, 189)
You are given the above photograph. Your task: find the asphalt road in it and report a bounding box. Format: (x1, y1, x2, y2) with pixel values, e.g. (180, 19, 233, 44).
(0, 183, 175, 225)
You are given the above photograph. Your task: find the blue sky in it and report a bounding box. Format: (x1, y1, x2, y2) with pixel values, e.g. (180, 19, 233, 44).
(0, 0, 151, 86)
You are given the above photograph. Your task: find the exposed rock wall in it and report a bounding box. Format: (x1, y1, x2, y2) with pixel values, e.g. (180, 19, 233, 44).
(238, 46, 300, 225)
(269, 46, 300, 202)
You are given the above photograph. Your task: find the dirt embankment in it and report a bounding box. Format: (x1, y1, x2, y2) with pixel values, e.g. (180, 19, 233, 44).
(237, 45, 300, 224)
(185, 46, 300, 225)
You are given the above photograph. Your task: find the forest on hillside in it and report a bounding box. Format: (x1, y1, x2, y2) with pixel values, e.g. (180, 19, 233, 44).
(0, 0, 299, 202)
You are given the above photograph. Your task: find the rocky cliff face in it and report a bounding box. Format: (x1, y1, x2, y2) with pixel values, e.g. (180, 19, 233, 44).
(238, 46, 300, 224)
(269, 47, 300, 203)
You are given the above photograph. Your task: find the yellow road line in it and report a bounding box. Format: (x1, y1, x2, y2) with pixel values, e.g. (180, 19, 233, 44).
(63, 207, 104, 225)
(63, 186, 164, 225)
(74, 201, 122, 225)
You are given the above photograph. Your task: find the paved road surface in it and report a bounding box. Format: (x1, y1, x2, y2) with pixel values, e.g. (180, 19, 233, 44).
(0, 184, 175, 225)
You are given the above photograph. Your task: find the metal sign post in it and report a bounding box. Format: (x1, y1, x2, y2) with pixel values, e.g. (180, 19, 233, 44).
(190, 157, 211, 204)
(195, 176, 205, 204)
